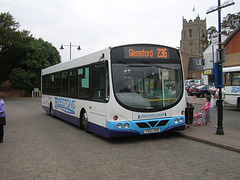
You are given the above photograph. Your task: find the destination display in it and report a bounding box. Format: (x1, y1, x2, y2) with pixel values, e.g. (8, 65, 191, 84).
(124, 46, 169, 59)
(110, 44, 180, 62)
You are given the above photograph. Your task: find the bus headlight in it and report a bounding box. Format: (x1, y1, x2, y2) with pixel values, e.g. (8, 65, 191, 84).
(179, 117, 184, 123)
(117, 123, 122, 129)
(174, 118, 178, 124)
(124, 123, 129, 129)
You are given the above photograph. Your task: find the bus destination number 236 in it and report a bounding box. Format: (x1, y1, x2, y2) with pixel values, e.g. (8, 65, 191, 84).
(128, 48, 168, 59)
(157, 48, 168, 58)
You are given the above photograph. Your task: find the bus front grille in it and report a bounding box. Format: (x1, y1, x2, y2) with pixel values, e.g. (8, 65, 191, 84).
(136, 120, 169, 129)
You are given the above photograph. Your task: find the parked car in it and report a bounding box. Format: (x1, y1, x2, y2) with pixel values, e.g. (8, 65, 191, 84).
(185, 85, 191, 93)
(188, 84, 204, 96)
(192, 85, 211, 97)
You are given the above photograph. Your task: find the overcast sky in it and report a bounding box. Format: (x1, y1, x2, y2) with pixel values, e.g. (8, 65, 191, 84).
(0, 0, 239, 62)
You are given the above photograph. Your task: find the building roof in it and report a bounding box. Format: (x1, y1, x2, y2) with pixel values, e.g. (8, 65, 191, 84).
(223, 24, 240, 45)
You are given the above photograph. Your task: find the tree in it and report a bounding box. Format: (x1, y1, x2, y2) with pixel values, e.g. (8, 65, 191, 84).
(207, 12, 240, 42)
(21, 38, 61, 89)
(0, 12, 19, 30)
(222, 12, 240, 35)
(0, 12, 61, 94)
(207, 26, 218, 40)
(9, 68, 31, 90)
(0, 12, 32, 83)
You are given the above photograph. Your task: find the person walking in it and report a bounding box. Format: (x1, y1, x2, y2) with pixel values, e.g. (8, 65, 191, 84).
(201, 96, 211, 125)
(0, 99, 7, 143)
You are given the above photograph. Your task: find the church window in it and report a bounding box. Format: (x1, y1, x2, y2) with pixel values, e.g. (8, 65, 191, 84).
(189, 29, 192, 38)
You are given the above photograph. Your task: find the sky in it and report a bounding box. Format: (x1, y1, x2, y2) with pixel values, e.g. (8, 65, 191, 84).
(0, 0, 239, 62)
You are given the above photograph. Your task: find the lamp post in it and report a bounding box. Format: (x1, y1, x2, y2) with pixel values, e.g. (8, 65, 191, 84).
(206, 0, 235, 135)
(60, 42, 81, 60)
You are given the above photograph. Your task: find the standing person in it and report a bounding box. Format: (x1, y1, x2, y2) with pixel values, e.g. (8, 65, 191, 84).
(185, 89, 188, 108)
(170, 84, 177, 98)
(201, 96, 211, 125)
(210, 87, 217, 108)
(215, 88, 225, 107)
(0, 99, 7, 143)
(154, 81, 169, 106)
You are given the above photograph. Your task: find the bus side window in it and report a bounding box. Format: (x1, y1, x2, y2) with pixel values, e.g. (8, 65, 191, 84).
(78, 67, 90, 99)
(225, 72, 231, 86)
(61, 71, 68, 97)
(68, 69, 77, 98)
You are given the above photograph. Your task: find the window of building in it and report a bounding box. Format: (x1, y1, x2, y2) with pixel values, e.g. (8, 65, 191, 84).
(189, 29, 192, 38)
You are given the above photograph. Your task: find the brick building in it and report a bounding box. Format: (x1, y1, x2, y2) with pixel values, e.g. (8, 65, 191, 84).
(180, 51, 202, 80)
(223, 24, 240, 67)
(0, 80, 25, 98)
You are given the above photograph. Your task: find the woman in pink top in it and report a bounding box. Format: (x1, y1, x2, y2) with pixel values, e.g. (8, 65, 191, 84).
(201, 96, 211, 125)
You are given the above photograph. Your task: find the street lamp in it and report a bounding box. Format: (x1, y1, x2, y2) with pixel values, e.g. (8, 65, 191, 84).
(206, 0, 235, 135)
(60, 42, 81, 60)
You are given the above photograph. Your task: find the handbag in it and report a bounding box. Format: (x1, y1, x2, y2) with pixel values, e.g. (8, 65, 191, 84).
(0, 117, 6, 125)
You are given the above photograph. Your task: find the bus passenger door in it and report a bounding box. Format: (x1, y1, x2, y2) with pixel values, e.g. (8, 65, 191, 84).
(89, 61, 109, 135)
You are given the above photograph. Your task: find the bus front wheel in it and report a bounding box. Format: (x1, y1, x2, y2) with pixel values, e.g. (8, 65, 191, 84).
(81, 111, 89, 133)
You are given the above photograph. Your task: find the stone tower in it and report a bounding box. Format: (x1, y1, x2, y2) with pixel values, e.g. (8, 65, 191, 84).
(180, 16, 208, 55)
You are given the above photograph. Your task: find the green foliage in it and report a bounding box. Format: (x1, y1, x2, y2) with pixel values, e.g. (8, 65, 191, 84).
(207, 26, 217, 39)
(0, 12, 61, 91)
(207, 12, 240, 40)
(222, 12, 240, 35)
(0, 12, 19, 30)
(9, 68, 32, 89)
(21, 38, 61, 88)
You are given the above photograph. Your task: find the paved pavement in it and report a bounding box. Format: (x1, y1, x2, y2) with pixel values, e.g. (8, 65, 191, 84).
(1, 98, 240, 179)
(179, 96, 240, 153)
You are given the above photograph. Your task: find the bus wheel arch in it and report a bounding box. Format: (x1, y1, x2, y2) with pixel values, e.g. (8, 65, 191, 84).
(80, 109, 89, 132)
(237, 98, 240, 109)
(49, 102, 55, 117)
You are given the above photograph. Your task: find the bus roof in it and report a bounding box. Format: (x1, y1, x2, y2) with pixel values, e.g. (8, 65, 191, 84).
(42, 43, 178, 75)
(42, 47, 111, 75)
(223, 66, 240, 73)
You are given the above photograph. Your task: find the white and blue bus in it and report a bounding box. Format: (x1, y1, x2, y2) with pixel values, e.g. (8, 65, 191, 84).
(223, 66, 240, 109)
(42, 44, 186, 138)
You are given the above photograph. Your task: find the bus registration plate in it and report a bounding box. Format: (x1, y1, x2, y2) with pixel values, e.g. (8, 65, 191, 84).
(144, 128, 160, 134)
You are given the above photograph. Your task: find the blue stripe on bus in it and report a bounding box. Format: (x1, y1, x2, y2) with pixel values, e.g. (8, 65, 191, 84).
(42, 105, 80, 126)
(107, 116, 185, 136)
(43, 105, 185, 138)
(89, 122, 140, 138)
(42, 105, 49, 114)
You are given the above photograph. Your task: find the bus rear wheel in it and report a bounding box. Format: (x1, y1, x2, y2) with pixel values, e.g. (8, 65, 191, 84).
(81, 111, 89, 133)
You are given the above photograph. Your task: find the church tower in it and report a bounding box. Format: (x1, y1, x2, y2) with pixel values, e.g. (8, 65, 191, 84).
(180, 16, 208, 55)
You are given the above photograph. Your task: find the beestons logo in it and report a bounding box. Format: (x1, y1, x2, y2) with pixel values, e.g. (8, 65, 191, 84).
(55, 97, 76, 114)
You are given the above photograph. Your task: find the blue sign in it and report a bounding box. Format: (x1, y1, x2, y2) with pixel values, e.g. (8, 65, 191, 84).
(214, 63, 223, 88)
